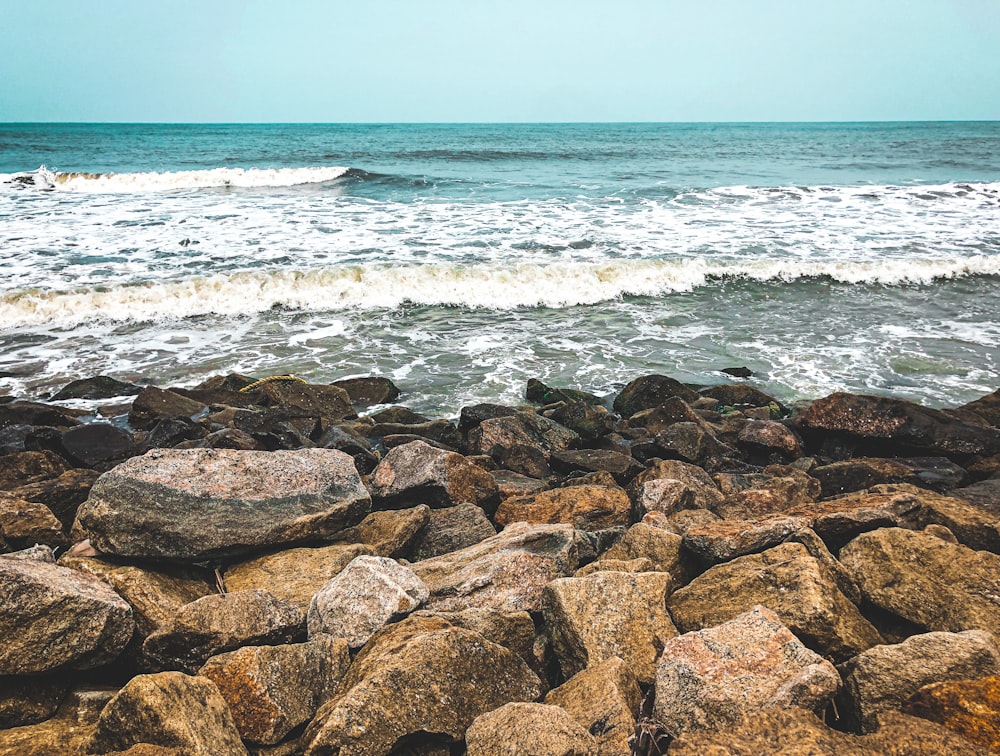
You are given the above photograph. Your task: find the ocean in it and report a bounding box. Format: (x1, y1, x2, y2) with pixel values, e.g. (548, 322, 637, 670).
(1, 122, 998, 414)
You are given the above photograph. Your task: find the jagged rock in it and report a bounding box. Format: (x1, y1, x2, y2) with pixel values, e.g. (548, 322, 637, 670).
(701, 384, 785, 412)
(712, 466, 821, 520)
(737, 419, 804, 461)
(654, 606, 841, 733)
(0, 400, 87, 429)
(544, 657, 642, 756)
(655, 508, 722, 536)
(301, 618, 542, 755)
(457, 403, 519, 437)
(628, 459, 725, 512)
(52, 375, 143, 401)
(837, 630, 1000, 733)
(238, 380, 355, 431)
(0, 557, 133, 674)
(465, 702, 598, 756)
(370, 419, 462, 450)
(576, 557, 655, 576)
(902, 674, 1000, 752)
(57, 556, 214, 639)
(543, 571, 676, 684)
(223, 541, 374, 613)
(495, 484, 631, 531)
(549, 449, 644, 485)
(796, 391, 1000, 460)
(682, 515, 812, 564)
(544, 401, 616, 441)
(409, 502, 497, 560)
(0, 450, 69, 489)
(334, 504, 429, 558)
(146, 416, 205, 449)
(330, 376, 400, 406)
(0, 714, 96, 755)
(0, 492, 67, 552)
(840, 527, 1000, 639)
(812, 456, 969, 497)
(315, 424, 379, 475)
(602, 523, 685, 579)
(669, 542, 882, 662)
(83, 672, 248, 755)
(956, 388, 1000, 427)
(128, 387, 208, 430)
(631, 477, 696, 519)
(141, 590, 303, 673)
(9, 468, 101, 530)
(784, 527, 862, 604)
(60, 424, 137, 468)
(492, 469, 550, 500)
(526, 378, 602, 406)
(198, 638, 349, 745)
(469, 411, 580, 468)
(76, 447, 371, 561)
(614, 375, 699, 417)
(645, 422, 735, 466)
(0, 674, 70, 728)
(881, 482, 1000, 552)
(307, 555, 428, 648)
(953, 478, 1000, 513)
(412, 522, 578, 613)
(625, 396, 702, 433)
(410, 608, 539, 677)
(369, 440, 500, 512)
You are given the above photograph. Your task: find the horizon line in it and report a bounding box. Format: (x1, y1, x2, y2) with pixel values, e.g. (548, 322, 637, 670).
(3, 119, 999, 127)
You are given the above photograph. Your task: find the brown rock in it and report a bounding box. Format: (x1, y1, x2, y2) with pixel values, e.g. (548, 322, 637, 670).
(628, 459, 725, 512)
(330, 376, 400, 406)
(683, 515, 812, 564)
(495, 484, 631, 531)
(333, 504, 430, 558)
(0, 400, 86, 428)
(128, 386, 209, 430)
(0, 674, 70, 728)
(409, 502, 497, 560)
(812, 456, 969, 497)
(902, 674, 1000, 752)
(575, 557, 655, 576)
(61, 423, 138, 468)
(737, 419, 805, 461)
(701, 383, 785, 411)
(84, 671, 248, 755)
(410, 608, 539, 677)
(784, 527, 862, 604)
(614, 375, 699, 417)
(603, 523, 685, 579)
(10, 468, 101, 530)
(549, 449, 644, 485)
(469, 411, 580, 464)
(631, 477, 696, 519)
(0, 492, 67, 552)
(545, 400, 616, 441)
(465, 702, 598, 756)
(712, 467, 821, 520)
(492, 469, 550, 499)
(0, 715, 96, 755)
(784, 485, 922, 548)
(52, 375, 142, 401)
(626, 396, 702, 433)
(0, 450, 69, 489)
(953, 478, 1000, 514)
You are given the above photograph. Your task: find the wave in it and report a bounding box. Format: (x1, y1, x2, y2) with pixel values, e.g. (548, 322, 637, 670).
(2, 256, 998, 328)
(1, 165, 352, 192)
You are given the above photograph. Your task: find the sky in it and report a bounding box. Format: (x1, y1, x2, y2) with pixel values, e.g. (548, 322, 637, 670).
(1, 0, 999, 123)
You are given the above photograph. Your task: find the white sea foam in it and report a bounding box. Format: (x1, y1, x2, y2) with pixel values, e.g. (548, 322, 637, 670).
(2, 256, 998, 329)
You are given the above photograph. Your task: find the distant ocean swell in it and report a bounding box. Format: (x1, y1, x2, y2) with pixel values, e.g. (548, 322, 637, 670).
(3, 256, 999, 328)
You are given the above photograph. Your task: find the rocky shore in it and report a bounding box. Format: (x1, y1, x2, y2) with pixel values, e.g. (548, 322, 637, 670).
(2, 370, 1000, 755)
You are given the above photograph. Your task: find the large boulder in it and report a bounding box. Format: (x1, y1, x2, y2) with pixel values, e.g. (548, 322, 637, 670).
(83, 672, 248, 755)
(614, 375, 699, 417)
(0, 557, 133, 674)
(902, 674, 1000, 752)
(836, 629, 1000, 733)
(628, 459, 725, 512)
(469, 411, 580, 472)
(128, 386, 209, 430)
(333, 504, 430, 558)
(51, 375, 142, 401)
(549, 449, 644, 485)
(465, 702, 598, 756)
(60, 423, 137, 469)
(495, 484, 631, 531)
(840, 527, 1000, 638)
(409, 503, 497, 560)
(654, 606, 841, 733)
(75, 448, 371, 561)
(602, 522, 685, 579)
(543, 571, 676, 684)
(0, 493, 67, 553)
(9, 468, 101, 531)
(330, 376, 400, 406)
(301, 618, 542, 755)
(668, 542, 882, 662)
(369, 440, 500, 512)
(682, 515, 812, 564)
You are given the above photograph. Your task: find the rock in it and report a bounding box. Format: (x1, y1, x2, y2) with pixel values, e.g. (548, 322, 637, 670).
(469, 411, 580, 466)
(0, 715, 97, 755)
(128, 386, 208, 430)
(0, 400, 87, 429)
(785, 527, 862, 604)
(837, 629, 1000, 733)
(411, 522, 578, 613)
(669, 542, 882, 663)
(543, 571, 676, 684)
(666, 708, 988, 756)
(371, 406, 430, 425)
(682, 515, 812, 564)
(141, 590, 303, 673)
(544, 657, 642, 756)
(0, 557, 133, 674)
(614, 375, 699, 417)
(737, 419, 804, 461)
(60, 424, 137, 468)
(52, 375, 143, 401)
(576, 557, 655, 576)
(549, 449, 644, 485)
(0, 449, 69, 489)
(146, 416, 205, 449)
(712, 466, 821, 520)
(840, 527, 1000, 639)
(796, 391, 1000, 460)
(626, 396, 702, 433)
(457, 402, 519, 437)
(654, 606, 841, 733)
(2, 543, 57, 562)
(409, 502, 497, 560)
(812, 456, 969, 497)
(628, 459, 725, 512)
(239, 380, 355, 430)
(315, 424, 379, 475)
(646, 422, 735, 466)
(887, 482, 1000, 552)
(369, 440, 499, 515)
(0, 493, 67, 552)
(631, 477, 696, 519)
(778, 486, 917, 549)
(954, 388, 1000, 426)
(330, 376, 400, 406)
(198, 638, 349, 745)
(545, 401, 616, 441)
(656, 508, 721, 536)
(602, 523, 685, 579)
(465, 702, 598, 756)
(57, 556, 214, 639)
(10, 468, 101, 530)
(334, 504, 429, 558)
(0, 674, 70, 728)
(495, 484, 631, 531)
(720, 366, 754, 379)
(701, 384, 785, 412)
(370, 419, 463, 450)
(302, 619, 542, 755)
(526, 378, 602, 406)
(902, 674, 1000, 752)
(307, 555, 428, 648)
(492, 469, 550, 499)
(411, 608, 539, 676)
(76, 447, 371, 561)
(953, 478, 1000, 513)
(83, 671, 248, 755)
(223, 542, 374, 614)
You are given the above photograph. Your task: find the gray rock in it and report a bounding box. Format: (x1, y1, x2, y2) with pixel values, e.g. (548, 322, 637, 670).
(409, 502, 497, 560)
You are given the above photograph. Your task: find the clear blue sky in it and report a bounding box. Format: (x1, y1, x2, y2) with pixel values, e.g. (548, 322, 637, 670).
(2, 0, 998, 122)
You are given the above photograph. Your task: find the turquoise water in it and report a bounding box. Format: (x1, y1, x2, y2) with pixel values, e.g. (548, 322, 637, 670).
(1, 123, 998, 411)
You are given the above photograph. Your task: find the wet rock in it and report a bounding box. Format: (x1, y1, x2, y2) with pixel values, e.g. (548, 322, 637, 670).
(307, 555, 428, 648)
(369, 440, 499, 514)
(952, 478, 1000, 514)
(544, 401, 616, 441)
(141, 590, 303, 673)
(470, 411, 580, 465)
(146, 416, 205, 449)
(0, 557, 133, 674)
(628, 459, 725, 512)
(602, 522, 685, 579)
(128, 387, 208, 430)
(495, 484, 631, 531)
(10, 468, 101, 531)
(737, 419, 805, 461)
(198, 638, 349, 745)
(223, 541, 374, 613)
(457, 402, 519, 437)
(654, 606, 841, 733)
(0, 674, 70, 728)
(409, 502, 497, 560)
(76, 447, 371, 561)
(83, 671, 248, 756)
(60, 423, 137, 468)
(544, 657, 642, 756)
(330, 376, 400, 406)
(813, 456, 969, 497)
(549, 448, 644, 485)
(302, 619, 542, 755)
(902, 674, 1000, 752)
(315, 424, 379, 475)
(625, 396, 702, 433)
(631, 477, 696, 519)
(465, 702, 598, 756)
(0, 449, 69, 489)
(712, 466, 821, 520)
(837, 629, 1000, 733)
(701, 383, 785, 412)
(543, 570, 676, 684)
(840, 527, 1000, 638)
(669, 542, 882, 662)
(526, 378, 603, 406)
(239, 380, 355, 429)
(334, 504, 429, 558)
(370, 419, 463, 450)
(52, 375, 143, 401)
(412, 522, 578, 613)
(683, 515, 812, 564)
(720, 366, 754, 379)
(646, 422, 735, 466)
(0, 400, 87, 429)
(0, 492, 67, 552)
(613, 375, 699, 417)
(954, 388, 1000, 427)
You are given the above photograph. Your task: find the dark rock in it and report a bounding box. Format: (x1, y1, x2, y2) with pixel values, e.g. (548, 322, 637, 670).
(647, 422, 735, 466)
(628, 458, 726, 512)
(9, 468, 101, 530)
(613, 375, 699, 417)
(526, 378, 602, 406)
(954, 388, 1000, 427)
(369, 406, 430, 425)
(0, 493, 67, 552)
(236, 380, 354, 430)
(625, 396, 702, 433)
(544, 401, 616, 441)
(128, 387, 208, 431)
(52, 376, 142, 401)
(409, 502, 497, 561)
(470, 410, 580, 467)
(737, 419, 805, 462)
(720, 366, 754, 378)
(369, 419, 462, 449)
(549, 448, 644, 484)
(812, 456, 970, 497)
(701, 384, 786, 412)
(0, 401, 87, 429)
(60, 423, 137, 468)
(952, 478, 1000, 514)
(0, 675, 70, 728)
(146, 417, 205, 449)
(315, 424, 379, 475)
(330, 376, 400, 406)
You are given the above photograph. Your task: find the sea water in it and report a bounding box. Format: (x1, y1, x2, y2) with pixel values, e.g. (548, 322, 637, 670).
(1, 122, 998, 413)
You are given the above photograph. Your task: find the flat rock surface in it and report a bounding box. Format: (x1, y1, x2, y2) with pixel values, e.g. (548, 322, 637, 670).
(465, 702, 598, 756)
(76, 447, 371, 561)
(409, 502, 497, 560)
(902, 674, 1000, 752)
(495, 484, 631, 531)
